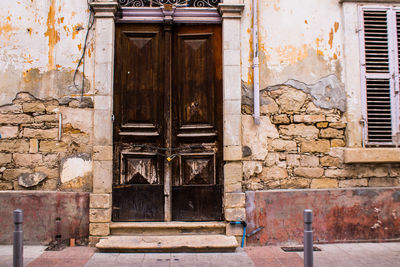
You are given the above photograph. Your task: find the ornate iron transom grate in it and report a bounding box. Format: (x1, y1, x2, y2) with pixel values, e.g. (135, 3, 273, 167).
(118, 0, 220, 8)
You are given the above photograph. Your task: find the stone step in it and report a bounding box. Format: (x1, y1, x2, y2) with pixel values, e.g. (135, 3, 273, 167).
(110, 221, 226, 236)
(96, 234, 238, 252)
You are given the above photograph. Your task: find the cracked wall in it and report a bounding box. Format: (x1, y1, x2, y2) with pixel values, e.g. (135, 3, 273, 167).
(0, 0, 94, 105)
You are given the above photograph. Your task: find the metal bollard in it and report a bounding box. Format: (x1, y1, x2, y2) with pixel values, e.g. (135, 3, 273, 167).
(304, 209, 313, 267)
(13, 209, 23, 267)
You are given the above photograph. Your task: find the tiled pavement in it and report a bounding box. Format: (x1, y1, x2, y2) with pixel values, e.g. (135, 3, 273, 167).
(1, 242, 400, 266)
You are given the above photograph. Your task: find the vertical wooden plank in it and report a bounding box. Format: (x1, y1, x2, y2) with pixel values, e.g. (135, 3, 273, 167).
(164, 25, 173, 222)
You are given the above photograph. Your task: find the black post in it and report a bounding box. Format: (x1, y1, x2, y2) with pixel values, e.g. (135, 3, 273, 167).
(304, 209, 313, 267)
(13, 209, 23, 267)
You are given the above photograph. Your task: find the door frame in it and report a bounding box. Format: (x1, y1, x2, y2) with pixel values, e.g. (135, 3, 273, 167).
(88, 1, 245, 240)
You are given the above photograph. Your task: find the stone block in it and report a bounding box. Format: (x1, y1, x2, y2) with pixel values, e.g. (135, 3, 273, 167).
(23, 128, 58, 139)
(226, 223, 243, 236)
(0, 114, 33, 124)
(224, 193, 245, 208)
(34, 166, 58, 179)
(13, 153, 42, 167)
(89, 223, 110, 236)
(93, 160, 113, 193)
(94, 110, 112, 146)
(316, 122, 329, 128)
(265, 152, 278, 167)
(293, 114, 325, 123)
(320, 128, 344, 138)
(223, 66, 241, 100)
(224, 182, 242, 193)
(0, 182, 13, 190)
(300, 155, 319, 167)
(331, 139, 345, 147)
(300, 140, 330, 153)
(93, 146, 113, 161)
(0, 126, 18, 138)
(329, 122, 346, 129)
(3, 168, 31, 181)
(224, 146, 242, 161)
(287, 154, 300, 166)
(94, 96, 112, 110)
(18, 172, 47, 188)
(29, 139, 39, 153)
(0, 153, 12, 165)
(278, 88, 307, 113)
(224, 100, 241, 115)
(270, 139, 297, 152)
(311, 178, 338, 188)
(294, 167, 324, 178)
(271, 114, 290, 124)
(339, 179, 368, 188)
(223, 49, 241, 66)
(344, 148, 400, 163)
(320, 156, 341, 167)
(90, 208, 111, 223)
(43, 154, 59, 167)
(260, 97, 279, 114)
(34, 114, 58, 123)
(90, 194, 112, 209)
(224, 114, 241, 146)
(224, 162, 242, 184)
(369, 178, 399, 187)
(358, 166, 388, 178)
(22, 102, 45, 113)
(325, 168, 354, 178)
(223, 19, 241, 50)
(280, 177, 310, 189)
(94, 63, 113, 95)
(279, 124, 319, 139)
(225, 208, 246, 221)
(261, 166, 288, 179)
(0, 140, 29, 153)
(243, 161, 262, 179)
(39, 141, 68, 152)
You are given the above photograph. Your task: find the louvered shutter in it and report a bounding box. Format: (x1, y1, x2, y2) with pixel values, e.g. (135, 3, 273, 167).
(361, 9, 395, 145)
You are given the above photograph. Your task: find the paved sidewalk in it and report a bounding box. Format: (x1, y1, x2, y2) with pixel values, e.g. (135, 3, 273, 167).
(0, 242, 400, 266)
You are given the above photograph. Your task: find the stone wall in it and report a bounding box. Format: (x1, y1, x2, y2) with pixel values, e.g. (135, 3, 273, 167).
(0, 92, 93, 191)
(242, 83, 400, 190)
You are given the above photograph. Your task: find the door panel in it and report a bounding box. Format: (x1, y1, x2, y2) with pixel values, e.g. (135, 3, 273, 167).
(113, 24, 165, 221)
(171, 25, 223, 221)
(113, 23, 222, 222)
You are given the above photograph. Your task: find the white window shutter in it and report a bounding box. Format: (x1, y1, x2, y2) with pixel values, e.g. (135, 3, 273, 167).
(361, 9, 394, 145)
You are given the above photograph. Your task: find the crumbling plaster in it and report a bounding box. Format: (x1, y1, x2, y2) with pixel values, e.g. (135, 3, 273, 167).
(241, 0, 344, 87)
(0, 0, 94, 105)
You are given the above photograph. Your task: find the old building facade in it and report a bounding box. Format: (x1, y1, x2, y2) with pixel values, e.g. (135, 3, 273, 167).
(0, 0, 400, 247)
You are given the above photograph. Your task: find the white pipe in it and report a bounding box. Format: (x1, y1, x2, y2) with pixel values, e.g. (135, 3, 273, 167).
(253, 0, 260, 125)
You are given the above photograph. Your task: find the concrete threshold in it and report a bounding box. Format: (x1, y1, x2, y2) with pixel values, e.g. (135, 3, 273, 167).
(96, 235, 238, 253)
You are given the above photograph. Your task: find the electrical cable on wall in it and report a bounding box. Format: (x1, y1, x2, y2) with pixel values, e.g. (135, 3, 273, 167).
(73, 0, 95, 101)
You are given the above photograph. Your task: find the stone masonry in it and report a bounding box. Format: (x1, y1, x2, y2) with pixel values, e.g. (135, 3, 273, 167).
(0, 92, 93, 191)
(242, 84, 400, 190)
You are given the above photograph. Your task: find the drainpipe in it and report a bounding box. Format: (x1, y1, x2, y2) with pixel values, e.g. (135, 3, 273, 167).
(252, 0, 260, 125)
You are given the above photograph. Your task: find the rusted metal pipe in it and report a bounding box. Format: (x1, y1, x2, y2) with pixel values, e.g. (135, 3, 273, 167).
(252, 0, 260, 125)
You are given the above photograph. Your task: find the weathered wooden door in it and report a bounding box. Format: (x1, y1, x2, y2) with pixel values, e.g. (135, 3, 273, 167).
(113, 23, 223, 222)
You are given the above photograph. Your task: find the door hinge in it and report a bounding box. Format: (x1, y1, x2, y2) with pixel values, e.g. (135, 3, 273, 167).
(111, 114, 115, 121)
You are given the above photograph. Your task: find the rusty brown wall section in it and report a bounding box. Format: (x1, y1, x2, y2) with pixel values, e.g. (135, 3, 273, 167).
(246, 188, 400, 245)
(0, 191, 89, 245)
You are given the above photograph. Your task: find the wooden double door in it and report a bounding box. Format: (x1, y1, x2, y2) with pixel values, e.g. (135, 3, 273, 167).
(112, 23, 223, 222)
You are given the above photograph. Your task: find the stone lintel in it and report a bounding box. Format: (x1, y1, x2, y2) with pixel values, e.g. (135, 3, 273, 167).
(218, 4, 245, 19)
(344, 148, 400, 163)
(90, 1, 119, 18)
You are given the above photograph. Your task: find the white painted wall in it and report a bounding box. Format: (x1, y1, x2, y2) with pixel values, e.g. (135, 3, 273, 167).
(0, 0, 94, 104)
(241, 0, 344, 87)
